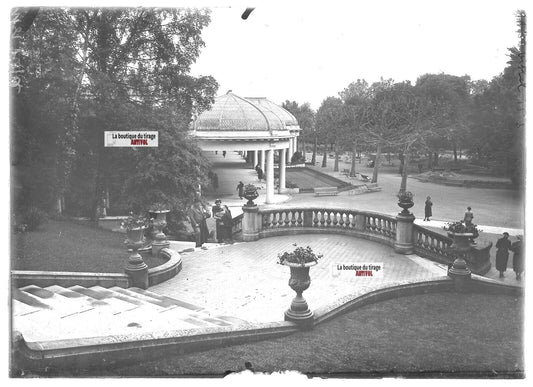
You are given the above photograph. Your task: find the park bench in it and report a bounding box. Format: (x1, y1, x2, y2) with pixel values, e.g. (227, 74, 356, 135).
(365, 182, 382, 192)
(314, 186, 338, 196)
(432, 167, 445, 172)
(341, 168, 351, 177)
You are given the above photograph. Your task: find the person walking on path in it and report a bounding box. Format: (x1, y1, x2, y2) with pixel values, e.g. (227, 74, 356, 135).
(511, 235, 524, 280)
(257, 167, 264, 182)
(222, 150, 226, 158)
(424, 196, 433, 221)
(237, 181, 244, 199)
(495, 232, 512, 278)
(188, 198, 210, 248)
(464, 206, 474, 227)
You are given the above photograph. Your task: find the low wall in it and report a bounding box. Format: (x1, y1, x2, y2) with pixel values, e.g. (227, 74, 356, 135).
(11, 248, 182, 289)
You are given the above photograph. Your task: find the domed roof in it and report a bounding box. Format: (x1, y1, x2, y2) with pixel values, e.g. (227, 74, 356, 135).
(192, 92, 299, 132)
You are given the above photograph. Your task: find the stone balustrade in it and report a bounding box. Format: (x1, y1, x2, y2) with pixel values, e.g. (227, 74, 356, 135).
(236, 205, 491, 275)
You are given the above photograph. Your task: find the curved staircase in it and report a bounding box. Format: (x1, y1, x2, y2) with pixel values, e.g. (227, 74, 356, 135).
(12, 285, 247, 343)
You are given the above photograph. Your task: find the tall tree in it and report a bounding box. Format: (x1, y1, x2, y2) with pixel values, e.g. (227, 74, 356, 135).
(12, 7, 218, 219)
(315, 97, 349, 171)
(282, 101, 315, 162)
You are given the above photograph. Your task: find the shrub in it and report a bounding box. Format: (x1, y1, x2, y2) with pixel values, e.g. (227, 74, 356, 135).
(20, 207, 48, 231)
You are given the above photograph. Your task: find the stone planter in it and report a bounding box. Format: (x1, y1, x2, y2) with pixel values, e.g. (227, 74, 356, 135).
(151, 210, 170, 256)
(397, 200, 414, 215)
(243, 186, 259, 207)
(125, 227, 149, 289)
(447, 232, 473, 293)
(283, 261, 316, 329)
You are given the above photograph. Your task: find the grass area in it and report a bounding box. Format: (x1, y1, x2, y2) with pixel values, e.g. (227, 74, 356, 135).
(76, 292, 523, 378)
(12, 219, 166, 273)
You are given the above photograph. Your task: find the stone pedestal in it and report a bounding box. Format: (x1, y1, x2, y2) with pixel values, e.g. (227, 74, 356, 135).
(151, 211, 170, 256)
(284, 263, 315, 330)
(125, 253, 149, 289)
(447, 258, 472, 293)
(242, 205, 260, 241)
(354, 213, 366, 231)
(394, 213, 415, 254)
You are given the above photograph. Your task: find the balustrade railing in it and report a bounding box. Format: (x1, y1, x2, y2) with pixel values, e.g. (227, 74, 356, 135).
(413, 225, 454, 264)
(232, 213, 243, 236)
(259, 207, 396, 243)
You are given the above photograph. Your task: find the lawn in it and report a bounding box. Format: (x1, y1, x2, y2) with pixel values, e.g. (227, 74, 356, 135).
(74, 292, 523, 378)
(12, 219, 167, 273)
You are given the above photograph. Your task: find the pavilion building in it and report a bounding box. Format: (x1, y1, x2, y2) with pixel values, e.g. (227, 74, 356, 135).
(189, 91, 301, 204)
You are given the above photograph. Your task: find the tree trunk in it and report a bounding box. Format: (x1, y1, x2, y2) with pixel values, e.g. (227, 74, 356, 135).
(433, 152, 438, 166)
(371, 143, 382, 183)
(350, 141, 357, 177)
(427, 152, 433, 170)
(400, 151, 411, 193)
(453, 144, 458, 163)
(321, 145, 327, 167)
(333, 144, 339, 172)
(398, 151, 404, 175)
(311, 134, 317, 164)
(387, 151, 391, 164)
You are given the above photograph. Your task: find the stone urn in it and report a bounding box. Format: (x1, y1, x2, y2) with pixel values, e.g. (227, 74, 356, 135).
(447, 232, 473, 292)
(125, 226, 149, 289)
(243, 184, 259, 207)
(397, 200, 414, 215)
(283, 261, 316, 329)
(150, 210, 170, 256)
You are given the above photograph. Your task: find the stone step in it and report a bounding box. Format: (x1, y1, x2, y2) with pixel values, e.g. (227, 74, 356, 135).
(124, 287, 204, 311)
(47, 285, 140, 315)
(108, 287, 184, 310)
(18, 285, 93, 317)
(70, 285, 166, 312)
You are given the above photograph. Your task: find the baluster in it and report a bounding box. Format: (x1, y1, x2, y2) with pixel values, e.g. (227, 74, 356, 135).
(277, 212, 284, 227)
(319, 211, 326, 227)
(297, 211, 303, 226)
(290, 211, 296, 226)
(338, 212, 345, 227)
(313, 211, 319, 227)
(284, 211, 291, 227)
(345, 213, 351, 228)
(371, 217, 377, 232)
(423, 235, 430, 249)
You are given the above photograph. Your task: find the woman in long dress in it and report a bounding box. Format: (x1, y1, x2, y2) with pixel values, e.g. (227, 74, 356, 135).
(495, 232, 512, 278)
(424, 196, 432, 221)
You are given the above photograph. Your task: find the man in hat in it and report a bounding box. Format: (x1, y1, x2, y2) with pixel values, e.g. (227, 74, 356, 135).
(495, 232, 512, 278)
(188, 198, 210, 248)
(212, 199, 233, 243)
(464, 206, 474, 227)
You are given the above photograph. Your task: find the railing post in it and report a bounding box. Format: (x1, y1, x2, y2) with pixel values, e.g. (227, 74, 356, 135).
(303, 209, 313, 228)
(242, 204, 260, 241)
(394, 212, 415, 254)
(354, 213, 366, 231)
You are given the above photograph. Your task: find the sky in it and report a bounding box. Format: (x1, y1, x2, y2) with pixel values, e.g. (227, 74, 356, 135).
(190, 0, 528, 109)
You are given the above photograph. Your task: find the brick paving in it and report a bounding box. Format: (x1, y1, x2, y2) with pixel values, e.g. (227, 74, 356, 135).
(151, 234, 444, 323)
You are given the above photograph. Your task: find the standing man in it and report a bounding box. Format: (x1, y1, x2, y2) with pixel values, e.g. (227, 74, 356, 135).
(495, 232, 512, 278)
(464, 206, 474, 227)
(188, 198, 210, 248)
(212, 199, 233, 243)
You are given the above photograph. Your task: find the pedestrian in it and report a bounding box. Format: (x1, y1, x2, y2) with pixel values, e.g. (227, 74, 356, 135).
(511, 235, 524, 281)
(255, 164, 260, 172)
(424, 196, 433, 221)
(495, 232, 512, 278)
(257, 167, 263, 182)
(212, 199, 233, 243)
(222, 150, 226, 158)
(187, 198, 210, 248)
(464, 206, 474, 227)
(237, 181, 244, 199)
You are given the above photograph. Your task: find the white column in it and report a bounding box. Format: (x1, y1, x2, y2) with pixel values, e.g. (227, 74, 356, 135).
(253, 150, 258, 168)
(260, 150, 266, 172)
(266, 149, 274, 204)
(288, 138, 293, 161)
(294, 136, 298, 154)
(279, 148, 286, 193)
